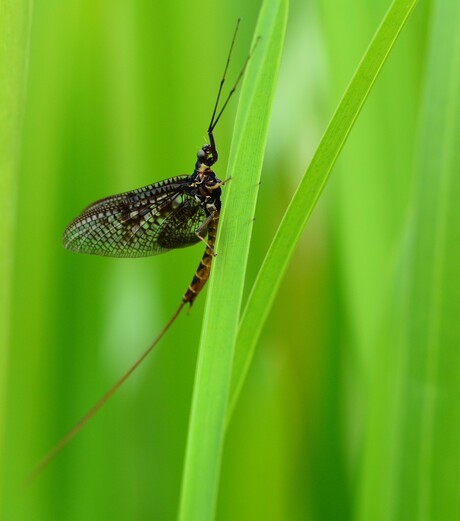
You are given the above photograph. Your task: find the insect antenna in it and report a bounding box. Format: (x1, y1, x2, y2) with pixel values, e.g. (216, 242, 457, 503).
(208, 18, 241, 134)
(207, 21, 260, 157)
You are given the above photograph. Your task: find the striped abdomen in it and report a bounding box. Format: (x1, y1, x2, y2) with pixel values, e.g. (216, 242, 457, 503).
(182, 212, 219, 305)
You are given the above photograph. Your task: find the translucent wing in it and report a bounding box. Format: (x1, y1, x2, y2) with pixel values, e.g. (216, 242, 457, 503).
(62, 175, 207, 258)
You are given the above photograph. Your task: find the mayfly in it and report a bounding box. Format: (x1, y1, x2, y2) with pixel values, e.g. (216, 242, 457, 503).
(26, 20, 258, 483)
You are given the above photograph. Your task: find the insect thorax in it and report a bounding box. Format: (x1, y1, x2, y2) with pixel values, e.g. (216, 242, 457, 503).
(189, 145, 222, 215)
(188, 166, 222, 214)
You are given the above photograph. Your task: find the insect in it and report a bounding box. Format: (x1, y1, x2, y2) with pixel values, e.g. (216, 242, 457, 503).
(63, 26, 245, 306)
(26, 20, 257, 483)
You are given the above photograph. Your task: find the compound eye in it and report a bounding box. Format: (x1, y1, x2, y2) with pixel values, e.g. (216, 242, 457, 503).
(197, 149, 206, 160)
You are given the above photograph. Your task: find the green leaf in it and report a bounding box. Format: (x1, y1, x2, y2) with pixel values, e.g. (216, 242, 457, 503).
(0, 1, 33, 380)
(358, 0, 460, 519)
(227, 0, 418, 420)
(0, 0, 33, 510)
(178, 0, 288, 520)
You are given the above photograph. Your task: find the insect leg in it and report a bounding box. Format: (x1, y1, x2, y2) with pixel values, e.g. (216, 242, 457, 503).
(194, 212, 217, 255)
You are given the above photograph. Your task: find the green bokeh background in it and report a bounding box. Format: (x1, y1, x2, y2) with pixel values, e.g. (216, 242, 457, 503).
(3, 0, 459, 520)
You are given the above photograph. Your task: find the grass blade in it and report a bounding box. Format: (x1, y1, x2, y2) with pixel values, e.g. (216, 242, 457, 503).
(227, 0, 418, 419)
(0, 0, 33, 508)
(359, 0, 460, 518)
(178, 0, 288, 519)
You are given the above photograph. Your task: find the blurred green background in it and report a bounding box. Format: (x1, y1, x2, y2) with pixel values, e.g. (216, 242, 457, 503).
(2, 0, 460, 520)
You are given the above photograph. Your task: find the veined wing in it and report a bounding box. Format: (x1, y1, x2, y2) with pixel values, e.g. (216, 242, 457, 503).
(62, 175, 205, 257)
(79, 175, 190, 214)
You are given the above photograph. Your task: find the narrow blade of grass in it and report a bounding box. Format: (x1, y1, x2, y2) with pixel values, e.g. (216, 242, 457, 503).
(227, 0, 418, 420)
(359, 0, 460, 518)
(178, 0, 288, 520)
(0, 0, 33, 509)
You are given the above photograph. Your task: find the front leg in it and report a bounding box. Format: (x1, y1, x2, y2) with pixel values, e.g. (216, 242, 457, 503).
(208, 130, 218, 165)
